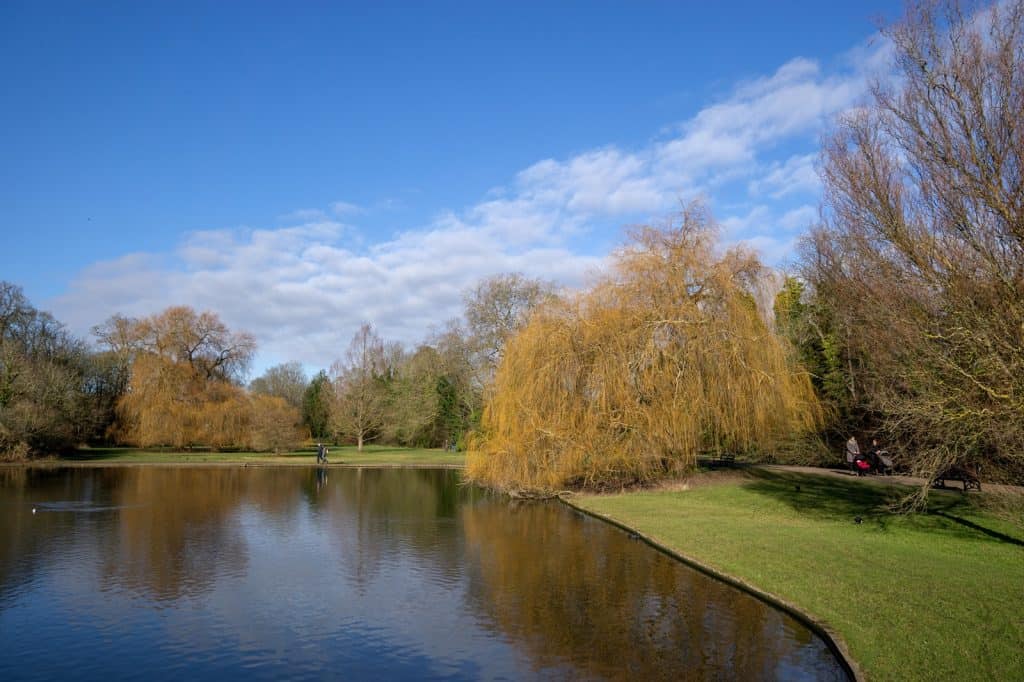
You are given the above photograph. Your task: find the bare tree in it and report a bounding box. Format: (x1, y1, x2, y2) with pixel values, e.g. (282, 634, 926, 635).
(0, 282, 91, 458)
(802, 0, 1024, 487)
(250, 361, 307, 408)
(330, 323, 389, 451)
(464, 273, 556, 377)
(126, 306, 255, 383)
(92, 314, 138, 359)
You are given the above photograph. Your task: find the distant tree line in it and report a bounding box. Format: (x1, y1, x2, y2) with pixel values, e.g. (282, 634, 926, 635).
(314, 272, 553, 452)
(0, 272, 551, 459)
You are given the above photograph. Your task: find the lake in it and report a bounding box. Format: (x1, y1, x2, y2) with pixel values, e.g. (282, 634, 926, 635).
(0, 466, 847, 680)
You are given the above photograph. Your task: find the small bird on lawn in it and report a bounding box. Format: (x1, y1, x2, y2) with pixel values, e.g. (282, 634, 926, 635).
(854, 516, 863, 524)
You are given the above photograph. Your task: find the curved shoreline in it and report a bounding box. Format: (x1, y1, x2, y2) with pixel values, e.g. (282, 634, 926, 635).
(4, 459, 864, 678)
(560, 495, 865, 682)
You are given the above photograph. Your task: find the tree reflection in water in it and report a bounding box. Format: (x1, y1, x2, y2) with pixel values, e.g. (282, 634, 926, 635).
(0, 467, 844, 680)
(461, 498, 834, 680)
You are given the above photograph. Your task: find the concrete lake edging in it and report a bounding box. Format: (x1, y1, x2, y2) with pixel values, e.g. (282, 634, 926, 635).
(559, 495, 867, 682)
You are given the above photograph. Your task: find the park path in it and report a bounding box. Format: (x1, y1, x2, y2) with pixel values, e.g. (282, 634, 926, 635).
(756, 463, 1023, 496)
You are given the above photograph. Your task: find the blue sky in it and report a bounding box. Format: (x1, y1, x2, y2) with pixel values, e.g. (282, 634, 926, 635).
(1, 1, 903, 372)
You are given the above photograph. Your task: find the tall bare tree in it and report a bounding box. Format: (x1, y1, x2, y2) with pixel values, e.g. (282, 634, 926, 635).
(464, 273, 556, 378)
(330, 323, 389, 451)
(802, 0, 1024, 486)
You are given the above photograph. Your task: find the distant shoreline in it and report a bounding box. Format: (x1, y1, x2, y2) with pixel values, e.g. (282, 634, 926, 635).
(2, 445, 466, 469)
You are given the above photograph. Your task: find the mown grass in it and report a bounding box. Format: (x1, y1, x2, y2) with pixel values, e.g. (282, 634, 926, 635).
(58, 444, 465, 467)
(577, 469, 1024, 681)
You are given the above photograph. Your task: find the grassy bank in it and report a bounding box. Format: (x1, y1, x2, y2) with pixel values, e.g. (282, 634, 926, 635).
(576, 469, 1024, 681)
(54, 445, 465, 467)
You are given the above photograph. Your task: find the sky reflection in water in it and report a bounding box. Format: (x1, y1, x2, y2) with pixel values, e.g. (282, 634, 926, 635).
(0, 467, 847, 680)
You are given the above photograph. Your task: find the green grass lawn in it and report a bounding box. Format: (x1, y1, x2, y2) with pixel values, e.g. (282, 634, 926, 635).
(576, 469, 1024, 681)
(59, 444, 465, 467)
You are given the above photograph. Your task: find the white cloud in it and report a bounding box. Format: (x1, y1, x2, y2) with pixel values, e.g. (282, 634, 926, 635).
(778, 205, 818, 232)
(279, 208, 328, 222)
(742, 234, 802, 271)
(514, 148, 666, 216)
(330, 201, 364, 216)
(52, 35, 892, 371)
(721, 205, 773, 239)
(653, 55, 870, 182)
(748, 154, 821, 198)
(55, 218, 603, 370)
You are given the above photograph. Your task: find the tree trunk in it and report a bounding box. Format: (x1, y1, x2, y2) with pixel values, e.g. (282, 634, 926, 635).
(357, 433, 363, 451)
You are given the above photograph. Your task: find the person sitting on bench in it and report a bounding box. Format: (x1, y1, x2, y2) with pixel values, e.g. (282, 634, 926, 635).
(867, 439, 894, 474)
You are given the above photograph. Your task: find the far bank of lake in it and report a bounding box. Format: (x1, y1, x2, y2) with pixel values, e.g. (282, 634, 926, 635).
(41, 444, 465, 468)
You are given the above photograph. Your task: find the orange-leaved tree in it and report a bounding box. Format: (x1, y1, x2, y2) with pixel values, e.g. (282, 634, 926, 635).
(109, 306, 258, 449)
(467, 204, 821, 494)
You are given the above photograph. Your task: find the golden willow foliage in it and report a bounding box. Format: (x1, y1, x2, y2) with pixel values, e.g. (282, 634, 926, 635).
(112, 306, 303, 451)
(467, 206, 821, 493)
(115, 354, 304, 451)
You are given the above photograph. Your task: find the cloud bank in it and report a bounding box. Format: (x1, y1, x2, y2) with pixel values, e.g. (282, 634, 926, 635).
(53, 39, 888, 371)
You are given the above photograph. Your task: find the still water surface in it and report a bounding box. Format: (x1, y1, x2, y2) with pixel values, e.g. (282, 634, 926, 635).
(0, 467, 846, 680)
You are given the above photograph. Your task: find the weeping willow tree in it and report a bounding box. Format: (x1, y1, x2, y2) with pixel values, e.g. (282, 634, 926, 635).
(466, 205, 821, 494)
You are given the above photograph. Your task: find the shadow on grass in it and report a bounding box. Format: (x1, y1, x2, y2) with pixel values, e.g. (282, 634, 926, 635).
(64, 447, 138, 461)
(740, 469, 1024, 547)
(931, 511, 1024, 548)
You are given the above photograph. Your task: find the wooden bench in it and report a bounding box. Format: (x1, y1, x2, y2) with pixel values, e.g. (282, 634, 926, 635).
(933, 465, 981, 492)
(709, 452, 736, 468)
(874, 450, 895, 475)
